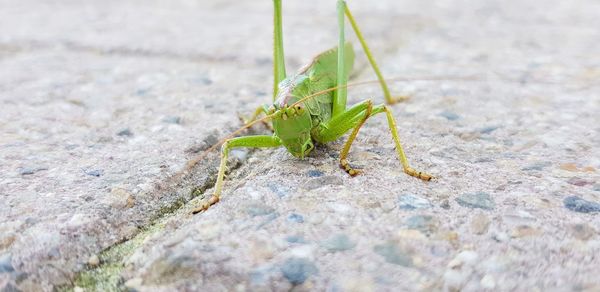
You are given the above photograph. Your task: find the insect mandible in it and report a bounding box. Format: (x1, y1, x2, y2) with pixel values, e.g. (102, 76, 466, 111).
(193, 0, 432, 213)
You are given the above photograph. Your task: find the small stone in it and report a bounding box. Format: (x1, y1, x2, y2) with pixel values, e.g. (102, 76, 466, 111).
(479, 125, 499, 134)
(19, 166, 47, 175)
(398, 194, 432, 210)
(124, 277, 143, 289)
(447, 251, 478, 269)
(510, 225, 541, 238)
(268, 183, 290, 198)
(570, 223, 596, 240)
(280, 257, 318, 285)
(109, 188, 134, 209)
(303, 176, 343, 190)
(440, 199, 451, 209)
(567, 177, 593, 187)
(286, 235, 306, 244)
(480, 274, 496, 289)
(560, 163, 579, 172)
(307, 170, 324, 177)
(84, 169, 103, 177)
(287, 213, 304, 223)
(443, 269, 466, 290)
(471, 213, 491, 235)
(456, 192, 495, 210)
(162, 116, 182, 124)
(373, 242, 413, 267)
(397, 229, 426, 241)
(88, 254, 100, 267)
(563, 196, 600, 213)
(320, 234, 356, 252)
(405, 215, 439, 235)
(492, 232, 509, 242)
(0, 254, 14, 273)
(117, 128, 133, 137)
(245, 202, 275, 217)
(439, 111, 460, 121)
(521, 161, 551, 171)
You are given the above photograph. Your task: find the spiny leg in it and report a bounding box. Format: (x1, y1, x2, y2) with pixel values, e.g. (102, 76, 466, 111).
(273, 0, 287, 99)
(339, 101, 373, 176)
(316, 100, 374, 176)
(372, 104, 433, 180)
(318, 100, 432, 180)
(343, 2, 409, 104)
(192, 135, 282, 214)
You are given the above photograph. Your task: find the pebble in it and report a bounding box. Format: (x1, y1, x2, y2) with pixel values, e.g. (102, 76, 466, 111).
(447, 251, 478, 269)
(373, 242, 413, 267)
(398, 194, 432, 210)
(303, 176, 343, 190)
(268, 183, 290, 198)
(280, 257, 318, 285)
(456, 192, 495, 210)
(567, 177, 594, 187)
(88, 254, 100, 267)
(162, 116, 182, 124)
(480, 274, 496, 289)
(109, 188, 134, 209)
(117, 128, 133, 137)
(245, 202, 275, 217)
(479, 125, 499, 134)
(307, 170, 324, 177)
(470, 213, 491, 235)
(521, 161, 551, 171)
(19, 166, 47, 175)
(569, 223, 596, 240)
(0, 254, 14, 273)
(287, 213, 304, 223)
(84, 169, 103, 177)
(319, 234, 356, 252)
(510, 225, 541, 238)
(563, 196, 600, 213)
(443, 269, 467, 290)
(286, 235, 307, 244)
(439, 111, 460, 121)
(405, 215, 439, 235)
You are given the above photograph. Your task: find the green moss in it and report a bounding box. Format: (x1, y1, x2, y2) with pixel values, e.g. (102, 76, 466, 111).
(65, 222, 165, 291)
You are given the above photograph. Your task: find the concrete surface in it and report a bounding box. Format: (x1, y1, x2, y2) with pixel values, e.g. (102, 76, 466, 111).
(1, 0, 599, 291)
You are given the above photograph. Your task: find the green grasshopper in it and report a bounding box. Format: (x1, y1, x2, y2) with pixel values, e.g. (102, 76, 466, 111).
(193, 0, 432, 213)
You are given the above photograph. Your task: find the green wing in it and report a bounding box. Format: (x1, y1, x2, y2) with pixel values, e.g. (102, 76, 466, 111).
(296, 42, 355, 126)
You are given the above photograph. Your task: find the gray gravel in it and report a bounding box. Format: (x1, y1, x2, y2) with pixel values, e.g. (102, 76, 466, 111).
(2, 0, 600, 291)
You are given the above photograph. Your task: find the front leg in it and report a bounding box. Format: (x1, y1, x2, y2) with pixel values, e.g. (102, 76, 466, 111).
(316, 100, 373, 176)
(192, 135, 282, 213)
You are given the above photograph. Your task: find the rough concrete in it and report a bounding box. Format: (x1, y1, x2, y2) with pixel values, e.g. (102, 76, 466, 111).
(1, 0, 599, 291)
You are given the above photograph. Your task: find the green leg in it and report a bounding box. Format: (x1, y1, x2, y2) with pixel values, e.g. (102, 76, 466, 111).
(318, 100, 432, 180)
(273, 0, 287, 99)
(344, 3, 409, 104)
(332, 0, 348, 118)
(192, 135, 282, 214)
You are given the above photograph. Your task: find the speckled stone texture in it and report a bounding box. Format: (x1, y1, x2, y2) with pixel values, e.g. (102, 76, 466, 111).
(1, 0, 599, 291)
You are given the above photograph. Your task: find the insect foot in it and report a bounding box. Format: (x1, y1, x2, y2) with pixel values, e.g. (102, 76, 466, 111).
(340, 159, 363, 177)
(404, 167, 433, 181)
(191, 195, 220, 214)
(386, 95, 411, 105)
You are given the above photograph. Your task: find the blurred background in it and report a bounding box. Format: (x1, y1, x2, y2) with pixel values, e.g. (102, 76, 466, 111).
(1, 0, 599, 291)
